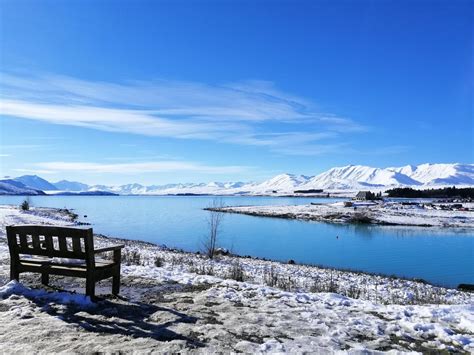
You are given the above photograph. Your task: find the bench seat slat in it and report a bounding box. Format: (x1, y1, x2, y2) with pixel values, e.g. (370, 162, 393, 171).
(17, 247, 87, 259)
(19, 262, 118, 280)
(18, 263, 88, 277)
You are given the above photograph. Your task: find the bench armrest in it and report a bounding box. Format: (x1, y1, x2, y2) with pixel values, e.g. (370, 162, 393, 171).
(94, 245, 125, 254)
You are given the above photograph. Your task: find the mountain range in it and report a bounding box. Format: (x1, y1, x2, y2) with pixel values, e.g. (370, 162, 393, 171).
(1, 163, 473, 196)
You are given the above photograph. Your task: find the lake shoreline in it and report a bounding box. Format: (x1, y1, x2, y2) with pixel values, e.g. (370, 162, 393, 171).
(1, 195, 473, 288)
(1, 204, 472, 297)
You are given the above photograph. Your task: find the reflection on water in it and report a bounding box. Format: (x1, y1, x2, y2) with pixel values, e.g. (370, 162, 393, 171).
(0, 195, 472, 287)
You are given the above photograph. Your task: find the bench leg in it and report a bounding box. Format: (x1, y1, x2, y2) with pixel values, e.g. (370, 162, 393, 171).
(10, 263, 19, 281)
(86, 277, 95, 300)
(41, 273, 49, 286)
(112, 273, 120, 295)
(112, 249, 122, 296)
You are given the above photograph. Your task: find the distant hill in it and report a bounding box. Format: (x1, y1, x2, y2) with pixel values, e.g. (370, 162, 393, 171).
(14, 175, 57, 191)
(0, 179, 46, 195)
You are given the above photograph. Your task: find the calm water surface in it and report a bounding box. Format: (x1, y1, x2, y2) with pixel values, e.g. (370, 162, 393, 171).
(1, 195, 473, 287)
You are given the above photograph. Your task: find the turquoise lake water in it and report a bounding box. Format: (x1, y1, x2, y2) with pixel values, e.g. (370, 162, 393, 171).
(1, 195, 473, 287)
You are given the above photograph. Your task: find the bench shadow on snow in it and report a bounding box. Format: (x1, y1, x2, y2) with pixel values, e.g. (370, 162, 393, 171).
(25, 292, 205, 349)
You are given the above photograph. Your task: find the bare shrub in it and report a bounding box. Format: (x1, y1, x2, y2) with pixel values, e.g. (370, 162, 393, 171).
(309, 276, 323, 293)
(154, 256, 164, 267)
(350, 212, 373, 224)
(344, 285, 362, 299)
(227, 261, 245, 282)
(327, 272, 338, 293)
(122, 250, 142, 265)
(263, 265, 279, 287)
(403, 284, 445, 305)
(277, 275, 297, 292)
(203, 199, 225, 259)
(309, 272, 339, 293)
(169, 255, 187, 266)
(189, 263, 215, 276)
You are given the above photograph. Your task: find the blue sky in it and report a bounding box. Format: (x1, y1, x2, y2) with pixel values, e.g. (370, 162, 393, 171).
(0, 0, 472, 185)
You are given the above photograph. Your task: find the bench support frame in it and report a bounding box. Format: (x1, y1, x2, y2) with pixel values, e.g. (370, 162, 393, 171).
(6, 225, 124, 300)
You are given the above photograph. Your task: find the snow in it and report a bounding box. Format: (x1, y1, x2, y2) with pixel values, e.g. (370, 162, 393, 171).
(0, 280, 95, 307)
(214, 201, 474, 228)
(0, 205, 79, 227)
(0, 204, 473, 352)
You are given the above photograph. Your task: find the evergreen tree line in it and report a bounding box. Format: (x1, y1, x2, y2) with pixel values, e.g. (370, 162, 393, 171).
(385, 187, 474, 198)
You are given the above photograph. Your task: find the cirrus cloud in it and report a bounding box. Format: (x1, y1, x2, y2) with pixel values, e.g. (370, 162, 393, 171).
(0, 71, 368, 156)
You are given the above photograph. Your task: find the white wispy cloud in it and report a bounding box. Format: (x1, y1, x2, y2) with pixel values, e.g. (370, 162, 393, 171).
(0, 99, 242, 139)
(0, 72, 368, 155)
(32, 161, 251, 175)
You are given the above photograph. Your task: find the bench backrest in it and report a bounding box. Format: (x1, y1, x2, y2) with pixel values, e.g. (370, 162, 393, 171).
(6, 225, 94, 261)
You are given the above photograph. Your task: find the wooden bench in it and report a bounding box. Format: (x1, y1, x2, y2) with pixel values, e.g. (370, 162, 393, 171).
(6, 225, 124, 299)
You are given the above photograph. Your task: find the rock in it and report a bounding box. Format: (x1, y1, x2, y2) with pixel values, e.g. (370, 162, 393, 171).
(215, 248, 229, 256)
(288, 259, 295, 265)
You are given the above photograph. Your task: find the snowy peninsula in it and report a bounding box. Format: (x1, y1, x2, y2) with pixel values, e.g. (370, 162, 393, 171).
(210, 200, 474, 229)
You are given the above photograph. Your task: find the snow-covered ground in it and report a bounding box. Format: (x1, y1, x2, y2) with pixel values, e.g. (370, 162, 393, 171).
(213, 201, 474, 228)
(0, 205, 473, 352)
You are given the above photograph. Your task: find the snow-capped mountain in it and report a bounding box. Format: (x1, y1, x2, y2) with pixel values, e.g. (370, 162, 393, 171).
(2, 163, 473, 195)
(299, 165, 422, 190)
(390, 163, 474, 186)
(298, 163, 474, 191)
(13, 175, 57, 191)
(108, 183, 148, 195)
(86, 181, 251, 195)
(251, 174, 310, 193)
